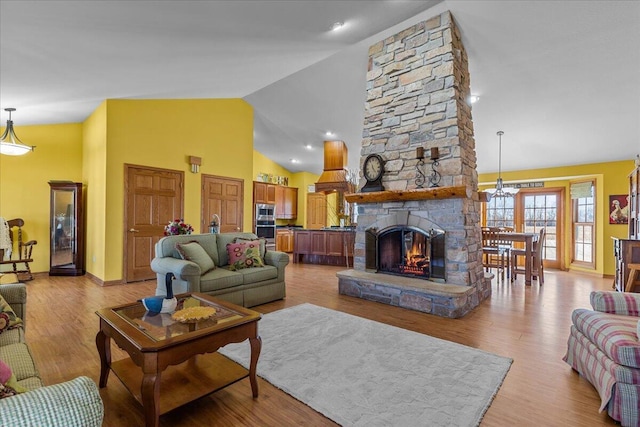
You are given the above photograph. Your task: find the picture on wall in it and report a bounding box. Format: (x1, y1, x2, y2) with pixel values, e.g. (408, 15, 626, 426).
(609, 194, 629, 224)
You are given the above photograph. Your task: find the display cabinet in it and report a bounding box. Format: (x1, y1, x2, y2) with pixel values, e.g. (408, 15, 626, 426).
(49, 181, 85, 276)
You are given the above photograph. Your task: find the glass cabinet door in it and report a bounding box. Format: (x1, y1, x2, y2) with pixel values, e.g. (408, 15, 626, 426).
(49, 181, 85, 276)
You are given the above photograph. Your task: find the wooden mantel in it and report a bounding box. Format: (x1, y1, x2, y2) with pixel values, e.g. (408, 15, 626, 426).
(345, 186, 471, 203)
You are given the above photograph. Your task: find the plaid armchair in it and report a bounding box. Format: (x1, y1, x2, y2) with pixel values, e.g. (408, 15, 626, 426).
(564, 291, 640, 427)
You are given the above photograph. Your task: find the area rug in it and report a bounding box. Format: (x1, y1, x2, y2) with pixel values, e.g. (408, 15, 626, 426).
(219, 303, 512, 427)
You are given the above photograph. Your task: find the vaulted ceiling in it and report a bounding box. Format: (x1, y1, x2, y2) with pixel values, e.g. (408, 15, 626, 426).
(1, 1, 638, 176)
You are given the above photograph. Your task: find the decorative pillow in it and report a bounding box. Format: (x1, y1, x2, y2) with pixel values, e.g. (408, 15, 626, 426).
(0, 295, 22, 335)
(226, 242, 265, 271)
(0, 359, 27, 399)
(233, 237, 267, 258)
(176, 241, 216, 274)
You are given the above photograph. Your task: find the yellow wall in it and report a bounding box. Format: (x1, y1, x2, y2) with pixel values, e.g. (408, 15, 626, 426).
(100, 99, 254, 281)
(0, 123, 83, 274)
(479, 159, 634, 276)
(82, 101, 108, 279)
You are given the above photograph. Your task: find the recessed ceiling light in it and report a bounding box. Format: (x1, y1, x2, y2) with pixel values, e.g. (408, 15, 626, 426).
(331, 22, 344, 31)
(325, 131, 334, 137)
(290, 159, 299, 164)
(469, 95, 480, 104)
(305, 144, 313, 150)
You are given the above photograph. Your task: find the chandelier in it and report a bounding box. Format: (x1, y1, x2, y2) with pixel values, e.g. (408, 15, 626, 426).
(0, 108, 35, 156)
(484, 131, 519, 198)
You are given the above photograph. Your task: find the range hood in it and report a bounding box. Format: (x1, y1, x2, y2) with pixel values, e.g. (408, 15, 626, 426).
(314, 140, 350, 193)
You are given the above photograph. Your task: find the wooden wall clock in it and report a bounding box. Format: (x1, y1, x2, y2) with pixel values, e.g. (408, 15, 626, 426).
(361, 154, 385, 193)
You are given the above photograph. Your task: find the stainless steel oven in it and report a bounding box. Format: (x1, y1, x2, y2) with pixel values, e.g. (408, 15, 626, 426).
(255, 203, 276, 248)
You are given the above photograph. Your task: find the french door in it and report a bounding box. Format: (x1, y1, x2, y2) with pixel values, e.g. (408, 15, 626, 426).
(484, 188, 563, 270)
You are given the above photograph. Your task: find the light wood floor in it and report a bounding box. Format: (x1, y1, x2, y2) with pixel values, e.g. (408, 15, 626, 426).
(22, 262, 616, 426)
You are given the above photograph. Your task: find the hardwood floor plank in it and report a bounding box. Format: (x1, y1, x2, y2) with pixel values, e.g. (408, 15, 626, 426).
(20, 262, 616, 426)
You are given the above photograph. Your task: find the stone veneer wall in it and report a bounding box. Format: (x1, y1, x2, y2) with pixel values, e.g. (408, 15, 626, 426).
(353, 11, 489, 306)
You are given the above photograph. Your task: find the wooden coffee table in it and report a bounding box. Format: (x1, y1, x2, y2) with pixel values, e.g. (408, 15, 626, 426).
(95, 293, 262, 427)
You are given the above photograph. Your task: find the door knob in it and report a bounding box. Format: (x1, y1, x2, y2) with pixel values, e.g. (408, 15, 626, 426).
(129, 228, 140, 233)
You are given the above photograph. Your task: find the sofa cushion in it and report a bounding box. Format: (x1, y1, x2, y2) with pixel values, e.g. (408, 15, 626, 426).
(176, 241, 216, 274)
(0, 343, 39, 383)
(572, 308, 640, 368)
(0, 295, 22, 332)
(226, 242, 265, 271)
(0, 327, 23, 348)
(236, 264, 278, 284)
(199, 268, 244, 293)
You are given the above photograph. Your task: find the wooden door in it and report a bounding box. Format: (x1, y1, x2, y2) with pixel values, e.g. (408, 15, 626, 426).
(306, 193, 327, 229)
(124, 165, 183, 283)
(202, 175, 244, 233)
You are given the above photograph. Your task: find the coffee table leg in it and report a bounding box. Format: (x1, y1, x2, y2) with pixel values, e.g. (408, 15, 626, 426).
(95, 329, 111, 387)
(141, 372, 161, 427)
(249, 335, 262, 397)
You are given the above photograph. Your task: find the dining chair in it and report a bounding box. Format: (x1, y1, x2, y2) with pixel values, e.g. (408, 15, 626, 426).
(482, 227, 510, 281)
(511, 227, 545, 284)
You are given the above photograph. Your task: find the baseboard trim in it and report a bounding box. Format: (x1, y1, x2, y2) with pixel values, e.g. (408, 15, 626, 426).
(86, 272, 123, 287)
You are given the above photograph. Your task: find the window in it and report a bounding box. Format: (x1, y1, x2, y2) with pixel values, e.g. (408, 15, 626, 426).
(571, 181, 595, 268)
(485, 196, 515, 229)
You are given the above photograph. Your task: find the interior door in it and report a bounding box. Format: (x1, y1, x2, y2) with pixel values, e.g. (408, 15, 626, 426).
(306, 192, 327, 229)
(124, 165, 184, 283)
(202, 175, 243, 233)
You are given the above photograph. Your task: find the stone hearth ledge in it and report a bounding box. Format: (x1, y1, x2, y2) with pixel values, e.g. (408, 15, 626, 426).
(337, 269, 492, 319)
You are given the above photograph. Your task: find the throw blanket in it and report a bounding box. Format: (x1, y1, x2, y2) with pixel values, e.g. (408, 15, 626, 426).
(0, 218, 11, 260)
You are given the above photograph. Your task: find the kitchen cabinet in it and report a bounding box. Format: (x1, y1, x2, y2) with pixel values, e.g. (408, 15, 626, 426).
(254, 181, 276, 205)
(276, 229, 294, 253)
(613, 238, 640, 292)
(293, 229, 354, 266)
(275, 186, 298, 219)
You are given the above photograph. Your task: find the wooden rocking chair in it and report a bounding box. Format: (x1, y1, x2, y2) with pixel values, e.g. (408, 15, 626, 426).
(0, 218, 37, 281)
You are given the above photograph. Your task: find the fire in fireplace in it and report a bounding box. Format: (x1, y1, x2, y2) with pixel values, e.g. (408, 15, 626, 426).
(366, 226, 445, 280)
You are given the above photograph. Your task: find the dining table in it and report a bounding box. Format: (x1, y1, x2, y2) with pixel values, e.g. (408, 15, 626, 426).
(496, 231, 540, 285)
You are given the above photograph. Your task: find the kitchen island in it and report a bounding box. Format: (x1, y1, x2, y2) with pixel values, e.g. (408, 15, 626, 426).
(293, 228, 355, 267)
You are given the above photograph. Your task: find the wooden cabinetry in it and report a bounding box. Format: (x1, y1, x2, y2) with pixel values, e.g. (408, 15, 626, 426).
(293, 229, 354, 266)
(253, 182, 276, 205)
(630, 165, 640, 240)
(276, 229, 294, 253)
(275, 186, 298, 219)
(613, 238, 640, 292)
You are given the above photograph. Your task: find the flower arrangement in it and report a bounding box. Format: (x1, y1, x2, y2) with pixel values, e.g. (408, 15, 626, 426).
(164, 219, 194, 236)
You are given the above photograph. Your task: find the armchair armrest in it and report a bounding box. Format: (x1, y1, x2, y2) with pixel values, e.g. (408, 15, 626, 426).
(0, 376, 104, 427)
(0, 283, 26, 326)
(590, 291, 640, 316)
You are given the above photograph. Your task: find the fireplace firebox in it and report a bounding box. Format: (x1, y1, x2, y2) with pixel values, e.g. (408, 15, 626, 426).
(365, 226, 445, 280)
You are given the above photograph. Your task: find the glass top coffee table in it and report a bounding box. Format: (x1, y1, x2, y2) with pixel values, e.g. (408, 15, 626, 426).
(95, 293, 262, 427)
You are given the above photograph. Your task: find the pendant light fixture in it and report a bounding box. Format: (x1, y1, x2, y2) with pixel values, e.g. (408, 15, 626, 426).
(0, 108, 35, 156)
(484, 131, 518, 198)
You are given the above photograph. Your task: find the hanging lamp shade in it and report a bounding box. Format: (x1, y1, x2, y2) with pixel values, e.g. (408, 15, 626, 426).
(0, 108, 35, 156)
(484, 131, 518, 198)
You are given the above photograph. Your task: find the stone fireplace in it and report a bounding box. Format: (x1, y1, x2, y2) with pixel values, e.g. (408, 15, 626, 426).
(336, 11, 490, 318)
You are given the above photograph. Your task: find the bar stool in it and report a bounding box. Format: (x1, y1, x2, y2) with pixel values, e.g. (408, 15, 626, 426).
(625, 263, 640, 292)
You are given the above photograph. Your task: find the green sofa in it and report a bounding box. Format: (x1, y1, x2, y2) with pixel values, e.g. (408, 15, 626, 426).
(151, 232, 289, 307)
(0, 283, 104, 427)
